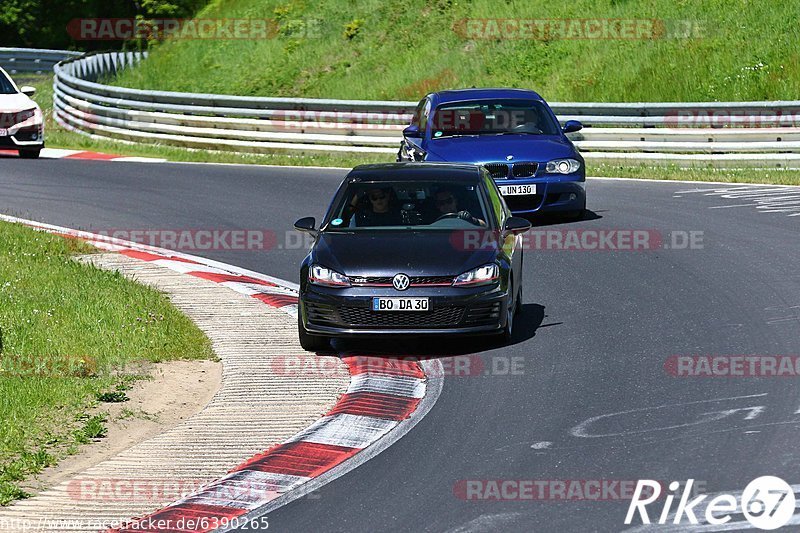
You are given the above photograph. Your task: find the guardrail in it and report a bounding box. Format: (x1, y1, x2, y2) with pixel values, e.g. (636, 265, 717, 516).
(0, 47, 82, 74)
(47, 50, 800, 167)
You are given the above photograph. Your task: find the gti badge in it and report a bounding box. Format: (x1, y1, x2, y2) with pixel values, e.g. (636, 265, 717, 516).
(506, 155, 514, 161)
(392, 273, 410, 291)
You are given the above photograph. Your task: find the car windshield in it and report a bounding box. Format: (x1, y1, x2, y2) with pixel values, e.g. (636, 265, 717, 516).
(0, 71, 17, 95)
(431, 99, 560, 138)
(325, 180, 490, 231)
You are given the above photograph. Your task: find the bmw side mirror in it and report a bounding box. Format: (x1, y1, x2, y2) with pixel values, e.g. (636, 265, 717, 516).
(294, 217, 317, 234)
(562, 120, 583, 134)
(403, 124, 421, 138)
(504, 216, 532, 235)
(20, 86, 36, 97)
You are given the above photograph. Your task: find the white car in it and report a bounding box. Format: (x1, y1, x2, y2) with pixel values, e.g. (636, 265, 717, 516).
(0, 66, 44, 158)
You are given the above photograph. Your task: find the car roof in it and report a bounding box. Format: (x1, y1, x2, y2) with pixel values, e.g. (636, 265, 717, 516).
(347, 162, 482, 182)
(428, 88, 544, 105)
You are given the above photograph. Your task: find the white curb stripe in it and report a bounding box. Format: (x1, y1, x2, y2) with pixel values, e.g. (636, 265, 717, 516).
(286, 414, 400, 449)
(151, 259, 228, 274)
(347, 373, 427, 399)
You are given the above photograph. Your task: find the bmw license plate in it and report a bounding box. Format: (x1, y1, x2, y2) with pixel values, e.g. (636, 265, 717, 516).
(372, 297, 429, 312)
(499, 184, 536, 196)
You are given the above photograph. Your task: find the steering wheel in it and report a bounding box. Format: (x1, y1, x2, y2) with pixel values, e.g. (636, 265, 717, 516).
(434, 212, 462, 222)
(512, 123, 543, 134)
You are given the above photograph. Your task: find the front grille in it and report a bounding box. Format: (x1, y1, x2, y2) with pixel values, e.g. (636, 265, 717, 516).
(339, 306, 464, 328)
(351, 276, 454, 287)
(464, 302, 502, 326)
(13, 127, 40, 141)
(544, 193, 561, 205)
(512, 163, 538, 178)
(484, 163, 510, 179)
(503, 194, 544, 212)
(306, 301, 339, 326)
(411, 276, 454, 285)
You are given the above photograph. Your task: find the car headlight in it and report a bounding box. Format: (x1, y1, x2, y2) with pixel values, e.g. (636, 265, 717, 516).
(15, 108, 37, 125)
(308, 265, 350, 287)
(453, 263, 499, 287)
(545, 158, 581, 174)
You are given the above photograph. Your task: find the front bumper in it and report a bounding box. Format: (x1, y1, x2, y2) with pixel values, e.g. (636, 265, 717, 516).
(0, 122, 45, 150)
(300, 284, 510, 336)
(497, 177, 586, 215)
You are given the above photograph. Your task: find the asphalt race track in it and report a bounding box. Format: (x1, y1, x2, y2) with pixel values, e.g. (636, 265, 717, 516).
(1, 158, 799, 532)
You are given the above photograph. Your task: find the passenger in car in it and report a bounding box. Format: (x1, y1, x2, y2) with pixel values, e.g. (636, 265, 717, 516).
(431, 187, 486, 226)
(344, 187, 403, 227)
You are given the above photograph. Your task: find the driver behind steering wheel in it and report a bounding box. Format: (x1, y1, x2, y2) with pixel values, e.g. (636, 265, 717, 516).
(431, 187, 486, 226)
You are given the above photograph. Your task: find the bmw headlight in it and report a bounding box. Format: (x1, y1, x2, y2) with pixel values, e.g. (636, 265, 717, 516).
(545, 158, 581, 174)
(308, 265, 350, 287)
(453, 264, 499, 287)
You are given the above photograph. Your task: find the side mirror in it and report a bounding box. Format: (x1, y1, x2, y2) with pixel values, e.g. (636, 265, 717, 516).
(20, 86, 36, 97)
(504, 216, 531, 235)
(562, 120, 582, 134)
(403, 124, 421, 138)
(294, 217, 317, 234)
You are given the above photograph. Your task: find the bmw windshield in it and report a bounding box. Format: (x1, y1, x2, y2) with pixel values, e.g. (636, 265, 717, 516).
(325, 180, 491, 231)
(431, 99, 560, 138)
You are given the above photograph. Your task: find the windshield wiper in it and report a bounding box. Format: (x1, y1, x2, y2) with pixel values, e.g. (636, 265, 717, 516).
(493, 131, 543, 136)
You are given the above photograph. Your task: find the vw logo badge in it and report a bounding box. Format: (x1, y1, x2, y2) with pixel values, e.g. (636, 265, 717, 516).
(392, 273, 410, 291)
(506, 155, 514, 161)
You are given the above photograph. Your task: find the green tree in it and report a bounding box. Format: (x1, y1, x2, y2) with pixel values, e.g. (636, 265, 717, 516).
(0, 0, 207, 50)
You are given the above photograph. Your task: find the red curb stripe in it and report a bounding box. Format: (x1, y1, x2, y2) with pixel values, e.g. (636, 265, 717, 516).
(64, 151, 120, 160)
(326, 391, 421, 421)
(344, 356, 425, 379)
(231, 441, 359, 478)
(251, 293, 299, 308)
(119, 249, 199, 263)
(111, 503, 246, 532)
(189, 271, 277, 287)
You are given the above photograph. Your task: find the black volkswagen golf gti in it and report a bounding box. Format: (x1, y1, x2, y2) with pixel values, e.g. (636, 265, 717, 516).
(294, 162, 531, 351)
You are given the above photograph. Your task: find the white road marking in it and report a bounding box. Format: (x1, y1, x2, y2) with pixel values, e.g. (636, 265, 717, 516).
(675, 185, 800, 217)
(445, 512, 524, 533)
(570, 394, 769, 438)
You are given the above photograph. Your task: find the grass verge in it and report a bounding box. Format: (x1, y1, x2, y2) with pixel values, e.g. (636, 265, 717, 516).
(0, 221, 214, 505)
(589, 164, 800, 186)
(110, 0, 800, 102)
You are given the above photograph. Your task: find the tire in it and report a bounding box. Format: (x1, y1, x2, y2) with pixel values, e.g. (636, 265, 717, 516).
(495, 277, 515, 344)
(298, 312, 330, 352)
(18, 149, 41, 159)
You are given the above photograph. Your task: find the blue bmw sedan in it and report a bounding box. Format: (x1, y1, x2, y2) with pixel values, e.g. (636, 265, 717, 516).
(397, 88, 586, 219)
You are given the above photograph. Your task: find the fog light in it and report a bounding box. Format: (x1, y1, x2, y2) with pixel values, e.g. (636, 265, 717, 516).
(569, 193, 577, 201)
